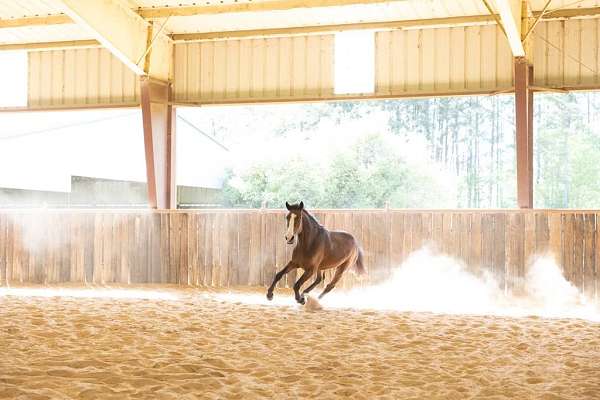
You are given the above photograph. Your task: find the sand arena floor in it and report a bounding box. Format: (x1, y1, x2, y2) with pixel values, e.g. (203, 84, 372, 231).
(1, 285, 599, 400)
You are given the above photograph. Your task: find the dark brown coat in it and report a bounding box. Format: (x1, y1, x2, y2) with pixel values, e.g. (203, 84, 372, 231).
(266, 202, 366, 304)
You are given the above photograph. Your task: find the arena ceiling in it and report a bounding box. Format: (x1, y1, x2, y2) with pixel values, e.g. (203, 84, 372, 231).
(1, 0, 600, 108)
(1, 0, 599, 45)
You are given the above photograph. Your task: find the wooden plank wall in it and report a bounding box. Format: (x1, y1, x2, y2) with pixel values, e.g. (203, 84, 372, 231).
(0, 210, 597, 300)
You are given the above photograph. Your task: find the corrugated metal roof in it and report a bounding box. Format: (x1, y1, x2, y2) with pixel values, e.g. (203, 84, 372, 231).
(375, 24, 514, 95)
(173, 35, 334, 102)
(28, 47, 140, 107)
(135, 0, 490, 34)
(2, 0, 599, 108)
(533, 18, 600, 88)
(0, 24, 92, 45)
(530, 0, 600, 10)
(137, 0, 600, 36)
(1, 0, 600, 43)
(0, 0, 64, 19)
(133, 0, 489, 17)
(134, 0, 216, 6)
(157, 0, 488, 35)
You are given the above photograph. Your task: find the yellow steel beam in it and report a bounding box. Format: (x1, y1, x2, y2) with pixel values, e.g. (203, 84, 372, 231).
(0, 40, 100, 51)
(481, 0, 508, 37)
(137, 0, 398, 18)
(536, 6, 600, 19)
(494, 0, 525, 56)
(171, 14, 497, 41)
(522, 0, 552, 43)
(56, 0, 171, 81)
(0, 14, 71, 28)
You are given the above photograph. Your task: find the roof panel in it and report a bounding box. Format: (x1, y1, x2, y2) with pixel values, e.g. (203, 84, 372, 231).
(0, 24, 92, 45)
(529, 0, 600, 10)
(0, 0, 65, 19)
(134, 0, 238, 6)
(1, 0, 599, 46)
(136, 0, 489, 22)
(162, 0, 490, 34)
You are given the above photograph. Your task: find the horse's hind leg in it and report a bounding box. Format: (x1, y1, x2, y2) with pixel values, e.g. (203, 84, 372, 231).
(318, 263, 348, 299)
(301, 272, 323, 296)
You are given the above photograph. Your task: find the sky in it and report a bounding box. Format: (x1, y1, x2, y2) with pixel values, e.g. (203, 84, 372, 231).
(335, 31, 375, 95)
(0, 51, 27, 108)
(0, 109, 229, 192)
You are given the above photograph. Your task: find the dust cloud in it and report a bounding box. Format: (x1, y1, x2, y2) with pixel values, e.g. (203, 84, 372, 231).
(218, 248, 600, 322)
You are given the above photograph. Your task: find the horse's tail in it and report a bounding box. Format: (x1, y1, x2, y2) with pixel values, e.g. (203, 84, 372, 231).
(354, 247, 367, 276)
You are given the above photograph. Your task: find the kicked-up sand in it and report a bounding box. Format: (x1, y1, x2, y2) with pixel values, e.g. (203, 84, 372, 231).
(1, 285, 599, 400)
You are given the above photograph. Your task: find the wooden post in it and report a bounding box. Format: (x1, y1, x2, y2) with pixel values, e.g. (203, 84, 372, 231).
(528, 63, 534, 203)
(514, 57, 533, 208)
(140, 77, 176, 209)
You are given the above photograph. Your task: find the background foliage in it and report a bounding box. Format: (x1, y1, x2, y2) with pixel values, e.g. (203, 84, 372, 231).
(183, 92, 600, 209)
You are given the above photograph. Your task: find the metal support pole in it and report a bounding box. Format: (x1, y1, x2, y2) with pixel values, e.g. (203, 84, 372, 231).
(140, 77, 176, 209)
(514, 57, 533, 208)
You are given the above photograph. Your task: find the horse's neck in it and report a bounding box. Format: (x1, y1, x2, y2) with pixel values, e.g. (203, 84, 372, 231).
(299, 211, 321, 246)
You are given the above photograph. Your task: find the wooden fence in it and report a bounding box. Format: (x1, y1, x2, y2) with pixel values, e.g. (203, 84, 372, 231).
(0, 210, 598, 300)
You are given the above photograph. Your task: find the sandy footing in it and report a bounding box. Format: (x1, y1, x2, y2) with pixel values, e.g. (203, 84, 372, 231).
(1, 285, 599, 399)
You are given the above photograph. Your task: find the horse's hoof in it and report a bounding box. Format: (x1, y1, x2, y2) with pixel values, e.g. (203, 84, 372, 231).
(266, 292, 273, 301)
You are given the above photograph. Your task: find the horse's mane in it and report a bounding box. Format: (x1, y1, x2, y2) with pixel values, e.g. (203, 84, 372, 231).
(302, 209, 323, 228)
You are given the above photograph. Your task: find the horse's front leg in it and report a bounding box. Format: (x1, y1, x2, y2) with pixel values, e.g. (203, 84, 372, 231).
(266, 261, 297, 300)
(293, 269, 314, 305)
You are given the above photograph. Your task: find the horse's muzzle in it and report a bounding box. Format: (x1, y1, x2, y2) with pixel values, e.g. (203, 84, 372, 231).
(286, 236, 295, 245)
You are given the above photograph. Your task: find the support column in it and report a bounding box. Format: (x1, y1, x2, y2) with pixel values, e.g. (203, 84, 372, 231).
(140, 77, 176, 209)
(514, 57, 533, 208)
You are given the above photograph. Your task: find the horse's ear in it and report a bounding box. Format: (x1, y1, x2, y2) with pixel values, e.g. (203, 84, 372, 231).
(299, 201, 304, 210)
(285, 201, 291, 210)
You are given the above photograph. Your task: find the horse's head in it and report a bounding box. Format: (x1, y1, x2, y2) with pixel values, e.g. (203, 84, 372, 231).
(284, 201, 304, 244)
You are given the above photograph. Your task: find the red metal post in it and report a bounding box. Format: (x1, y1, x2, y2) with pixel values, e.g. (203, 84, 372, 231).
(140, 77, 176, 209)
(528, 64, 534, 205)
(514, 57, 533, 208)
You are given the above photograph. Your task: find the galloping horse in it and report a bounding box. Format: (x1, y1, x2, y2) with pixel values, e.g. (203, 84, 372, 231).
(266, 201, 366, 304)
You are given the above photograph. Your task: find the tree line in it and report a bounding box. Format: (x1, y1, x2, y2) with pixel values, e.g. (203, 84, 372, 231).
(189, 92, 600, 209)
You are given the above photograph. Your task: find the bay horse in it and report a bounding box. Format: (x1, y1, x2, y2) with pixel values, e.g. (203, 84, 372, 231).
(266, 201, 366, 304)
